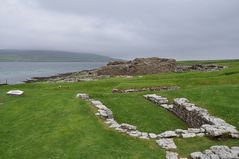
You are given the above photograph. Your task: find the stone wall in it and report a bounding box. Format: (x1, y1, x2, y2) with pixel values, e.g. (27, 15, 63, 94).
(172, 98, 209, 128)
(97, 57, 176, 76)
(112, 86, 179, 93)
(144, 94, 239, 138)
(176, 64, 225, 73)
(77, 92, 239, 159)
(190, 146, 239, 159)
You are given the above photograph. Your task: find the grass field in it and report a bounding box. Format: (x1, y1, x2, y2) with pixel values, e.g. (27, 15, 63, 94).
(0, 59, 239, 158)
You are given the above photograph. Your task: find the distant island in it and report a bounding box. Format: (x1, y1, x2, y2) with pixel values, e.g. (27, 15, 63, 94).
(0, 49, 115, 62)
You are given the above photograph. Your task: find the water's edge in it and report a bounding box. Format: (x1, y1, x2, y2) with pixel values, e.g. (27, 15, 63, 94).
(0, 62, 106, 85)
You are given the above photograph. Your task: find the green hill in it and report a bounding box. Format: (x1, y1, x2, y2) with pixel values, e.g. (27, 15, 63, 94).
(0, 49, 114, 62)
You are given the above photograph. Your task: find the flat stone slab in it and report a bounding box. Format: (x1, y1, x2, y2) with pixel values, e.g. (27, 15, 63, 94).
(7, 90, 24, 96)
(182, 133, 196, 138)
(120, 123, 137, 131)
(158, 131, 178, 138)
(166, 151, 178, 159)
(76, 93, 89, 99)
(156, 138, 177, 150)
(149, 133, 157, 139)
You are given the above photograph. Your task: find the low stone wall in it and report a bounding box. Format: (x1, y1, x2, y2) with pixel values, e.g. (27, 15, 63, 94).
(172, 98, 209, 128)
(144, 94, 239, 138)
(176, 64, 225, 73)
(190, 146, 239, 159)
(112, 86, 179, 93)
(77, 93, 239, 159)
(76, 93, 152, 140)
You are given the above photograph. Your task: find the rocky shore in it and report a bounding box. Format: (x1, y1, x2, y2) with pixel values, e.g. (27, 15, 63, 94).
(25, 57, 225, 83)
(24, 69, 103, 83)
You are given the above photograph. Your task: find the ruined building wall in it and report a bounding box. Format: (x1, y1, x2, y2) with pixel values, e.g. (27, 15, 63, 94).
(97, 57, 176, 76)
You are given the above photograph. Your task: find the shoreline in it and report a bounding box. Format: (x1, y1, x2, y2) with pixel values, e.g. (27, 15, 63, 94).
(24, 68, 99, 83)
(1, 59, 227, 85)
(0, 61, 107, 85)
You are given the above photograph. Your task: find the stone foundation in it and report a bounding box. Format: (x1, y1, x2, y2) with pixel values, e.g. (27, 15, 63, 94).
(176, 64, 225, 73)
(112, 86, 179, 93)
(144, 94, 239, 138)
(190, 146, 239, 159)
(77, 93, 239, 159)
(172, 98, 209, 128)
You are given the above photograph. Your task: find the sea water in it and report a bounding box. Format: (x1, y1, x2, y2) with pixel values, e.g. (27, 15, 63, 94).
(0, 62, 106, 84)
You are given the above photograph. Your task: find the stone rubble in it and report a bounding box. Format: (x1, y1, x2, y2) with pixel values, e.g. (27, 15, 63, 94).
(97, 57, 176, 76)
(190, 146, 239, 159)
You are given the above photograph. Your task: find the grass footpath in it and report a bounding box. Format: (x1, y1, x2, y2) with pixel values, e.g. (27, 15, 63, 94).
(0, 59, 239, 158)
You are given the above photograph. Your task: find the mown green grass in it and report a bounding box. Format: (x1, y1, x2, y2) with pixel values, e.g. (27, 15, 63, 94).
(93, 93, 187, 133)
(0, 59, 239, 158)
(0, 85, 165, 159)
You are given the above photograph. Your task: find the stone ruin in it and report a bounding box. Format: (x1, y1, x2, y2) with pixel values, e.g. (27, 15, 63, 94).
(25, 57, 226, 84)
(144, 94, 239, 139)
(97, 57, 176, 76)
(97, 57, 225, 76)
(76, 93, 239, 159)
(190, 146, 239, 159)
(176, 64, 225, 72)
(112, 86, 180, 93)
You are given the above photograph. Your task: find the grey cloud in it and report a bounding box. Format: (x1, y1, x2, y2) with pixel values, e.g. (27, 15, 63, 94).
(0, 0, 239, 60)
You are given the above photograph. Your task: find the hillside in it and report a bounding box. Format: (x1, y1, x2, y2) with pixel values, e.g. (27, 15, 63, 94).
(0, 50, 114, 62)
(0, 59, 239, 158)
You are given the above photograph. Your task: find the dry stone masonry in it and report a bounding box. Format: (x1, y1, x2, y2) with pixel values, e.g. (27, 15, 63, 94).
(76, 92, 181, 158)
(144, 94, 239, 139)
(26, 57, 226, 84)
(190, 146, 239, 159)
(176, 64, 225, 73)
(112, 86, 179, 93)
(76, 93, 150, 140)
(76, 93, 239, 159)
(97, 57, 176, 76)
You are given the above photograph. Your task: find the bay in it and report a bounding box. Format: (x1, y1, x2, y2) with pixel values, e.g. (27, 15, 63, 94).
(0, 62, 106, 84)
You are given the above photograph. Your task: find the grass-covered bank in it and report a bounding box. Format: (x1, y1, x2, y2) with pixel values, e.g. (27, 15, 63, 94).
(0, 59, 239, 158)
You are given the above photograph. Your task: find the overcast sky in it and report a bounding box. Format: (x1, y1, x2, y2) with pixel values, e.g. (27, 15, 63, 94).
(0, 0, 239, 60)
